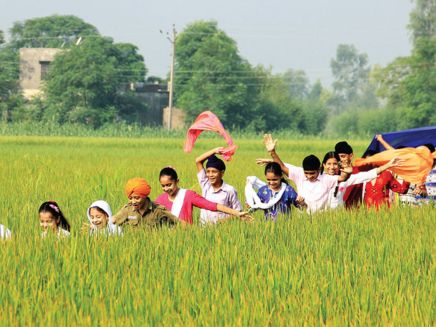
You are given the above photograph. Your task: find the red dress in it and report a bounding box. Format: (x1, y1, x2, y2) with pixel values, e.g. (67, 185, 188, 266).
(364, 170, 410, 209)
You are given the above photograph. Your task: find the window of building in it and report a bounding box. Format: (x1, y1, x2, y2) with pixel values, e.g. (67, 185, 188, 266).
(40, 61, 51, 80)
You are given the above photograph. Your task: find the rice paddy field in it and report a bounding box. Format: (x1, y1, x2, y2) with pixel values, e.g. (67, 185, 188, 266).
(0, 135, 434, 325)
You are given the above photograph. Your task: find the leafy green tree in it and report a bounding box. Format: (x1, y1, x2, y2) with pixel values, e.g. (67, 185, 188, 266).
(9, 15, 99, 49)
(174, 21, 260, 128)
(43, 37, 147, 126)
(282, 69, 310, 100)
(329, 44, 378, 113)
(0, 32, 21, 121)
(375, 0, 435, 127)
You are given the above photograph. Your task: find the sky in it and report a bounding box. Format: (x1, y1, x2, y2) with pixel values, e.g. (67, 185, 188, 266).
(0, 0, 415, 87)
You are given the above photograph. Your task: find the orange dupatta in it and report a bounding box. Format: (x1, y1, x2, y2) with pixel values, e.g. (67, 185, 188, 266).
(354, 147, 435, 184)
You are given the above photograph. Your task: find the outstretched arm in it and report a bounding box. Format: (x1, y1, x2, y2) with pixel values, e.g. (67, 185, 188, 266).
(263, 134, 290, 176)
(195, 147, 224, 172)
(375, 157, 404, 174)
(216, 204, 253, 222)
(376, 134, 394, 150)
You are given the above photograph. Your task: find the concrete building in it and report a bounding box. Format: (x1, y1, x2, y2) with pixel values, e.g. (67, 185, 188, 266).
(19, 48, 62, 99)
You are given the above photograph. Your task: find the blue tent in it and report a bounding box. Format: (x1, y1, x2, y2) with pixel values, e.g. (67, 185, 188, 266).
(363, 126, 436, 156)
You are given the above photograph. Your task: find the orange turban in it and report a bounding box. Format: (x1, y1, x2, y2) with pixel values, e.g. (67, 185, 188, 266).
(125, 178, 151, 198)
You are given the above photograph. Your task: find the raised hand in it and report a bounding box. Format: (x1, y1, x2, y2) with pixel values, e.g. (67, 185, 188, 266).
(263, 134, 277, 152)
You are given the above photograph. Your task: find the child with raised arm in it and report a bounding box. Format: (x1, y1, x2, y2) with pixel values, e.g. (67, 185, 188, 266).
(262, 134, 352, 213)
(196, 148, 242, 224)
(320, 151, 405, 209)
(246, 162, 298, 221)
(39, 201, 71, 238)
(156, 167, 251, 224)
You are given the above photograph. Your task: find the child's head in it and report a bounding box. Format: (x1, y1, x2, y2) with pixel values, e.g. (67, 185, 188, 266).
(87, 200, 112, 230)
(302, 155, 321, 182)
(159, 167, 179, 197)
(125, 178, 151, 210)
(39, 201, 70, 233)
(205, 155, 225, 186)
(335, 141, 354, 165)
(264, 162, 284, 191)
(321, 151, 340, 176)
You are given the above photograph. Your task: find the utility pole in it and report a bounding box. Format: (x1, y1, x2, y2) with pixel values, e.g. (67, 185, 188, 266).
(161, 25, 177, 130)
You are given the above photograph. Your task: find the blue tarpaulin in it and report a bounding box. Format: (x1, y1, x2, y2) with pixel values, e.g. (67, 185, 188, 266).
(363, 126, 436, 156)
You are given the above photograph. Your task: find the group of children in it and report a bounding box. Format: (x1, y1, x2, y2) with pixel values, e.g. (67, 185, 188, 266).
(0, 134, 434, 239)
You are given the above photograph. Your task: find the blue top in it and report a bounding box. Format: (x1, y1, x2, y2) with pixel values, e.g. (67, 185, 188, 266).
(257, 184, 298, 221)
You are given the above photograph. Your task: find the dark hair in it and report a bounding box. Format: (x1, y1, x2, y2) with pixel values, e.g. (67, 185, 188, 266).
(264, 162, 288, 184)
(302, 155, 321, 171)
(206, 154, 226, 171)
(335, 141, 353, 155)
(89, 206, 108, 217)
(159, 167, 178, 181)
(320, 151, 340, 174)
(39, 201, 71, 232)
(422, 143, 435, 153)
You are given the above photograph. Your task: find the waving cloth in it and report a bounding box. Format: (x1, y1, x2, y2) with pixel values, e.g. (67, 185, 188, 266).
(245, 176, 287, 209)
(184, 111, 237, 161)
(125, 178, 151, 198)
(354, 147, 436, 184)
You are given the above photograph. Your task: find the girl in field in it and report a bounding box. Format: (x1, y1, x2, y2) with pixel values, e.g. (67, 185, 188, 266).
(321, 151, 406, 209)
(39, 201, 70, 238)
(86, 200, 122, 235)
(156, 167, 251, 224)
(245, 162, 298, 221)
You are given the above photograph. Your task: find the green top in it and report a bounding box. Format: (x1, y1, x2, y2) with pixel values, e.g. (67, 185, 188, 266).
(112, 198, 179, 228)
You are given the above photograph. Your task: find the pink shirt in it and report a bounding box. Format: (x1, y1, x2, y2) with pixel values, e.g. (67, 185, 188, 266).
(155, 189, 218, 224)
(285, 163, 338, 213)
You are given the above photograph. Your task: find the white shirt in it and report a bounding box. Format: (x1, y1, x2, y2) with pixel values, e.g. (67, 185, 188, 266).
(328, 169, 378, 209)
(285, 163, 338, 213)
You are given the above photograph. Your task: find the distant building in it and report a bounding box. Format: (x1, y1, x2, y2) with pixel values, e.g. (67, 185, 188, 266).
(128, 82, 186, 128)
(19, 48, 62, 99)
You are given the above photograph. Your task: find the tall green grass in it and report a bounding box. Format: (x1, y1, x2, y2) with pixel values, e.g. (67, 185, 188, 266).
(0, 136, 433, 325)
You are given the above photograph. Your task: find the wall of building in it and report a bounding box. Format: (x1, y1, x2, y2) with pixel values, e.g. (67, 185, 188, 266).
(19, 48, 62, 99)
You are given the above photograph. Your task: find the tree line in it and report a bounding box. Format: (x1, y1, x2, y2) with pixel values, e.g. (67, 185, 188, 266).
(0, 0, 434, 136)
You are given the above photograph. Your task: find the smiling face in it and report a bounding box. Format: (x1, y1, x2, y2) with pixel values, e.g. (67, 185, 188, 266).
(206, 167, 224, 187)
(304, 170, 320, 182)
(39, 211, 59, 232)
(159, 175, 179, 199)
(323, 157, 339, 176)
(128, 193, 147, 210)
(338, 153, 353, 166)
(89, 207, 109, 229)
(265, 172, 281, 191)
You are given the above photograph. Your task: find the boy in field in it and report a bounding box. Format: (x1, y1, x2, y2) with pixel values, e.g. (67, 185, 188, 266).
(196, 147, 242, 224)
(112, 178, 180, 228)
(262, 134, 352, 213)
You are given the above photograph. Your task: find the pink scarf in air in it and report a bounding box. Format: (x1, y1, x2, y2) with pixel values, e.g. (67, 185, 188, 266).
(184, 111, 237, 161)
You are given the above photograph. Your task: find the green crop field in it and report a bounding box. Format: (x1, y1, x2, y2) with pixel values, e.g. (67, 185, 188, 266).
(0, 136, 434, 325)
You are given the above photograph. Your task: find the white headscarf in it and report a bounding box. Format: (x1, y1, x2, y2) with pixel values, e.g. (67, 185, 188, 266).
(87, 200, 122, 235)
(245, 176, 287, 210)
